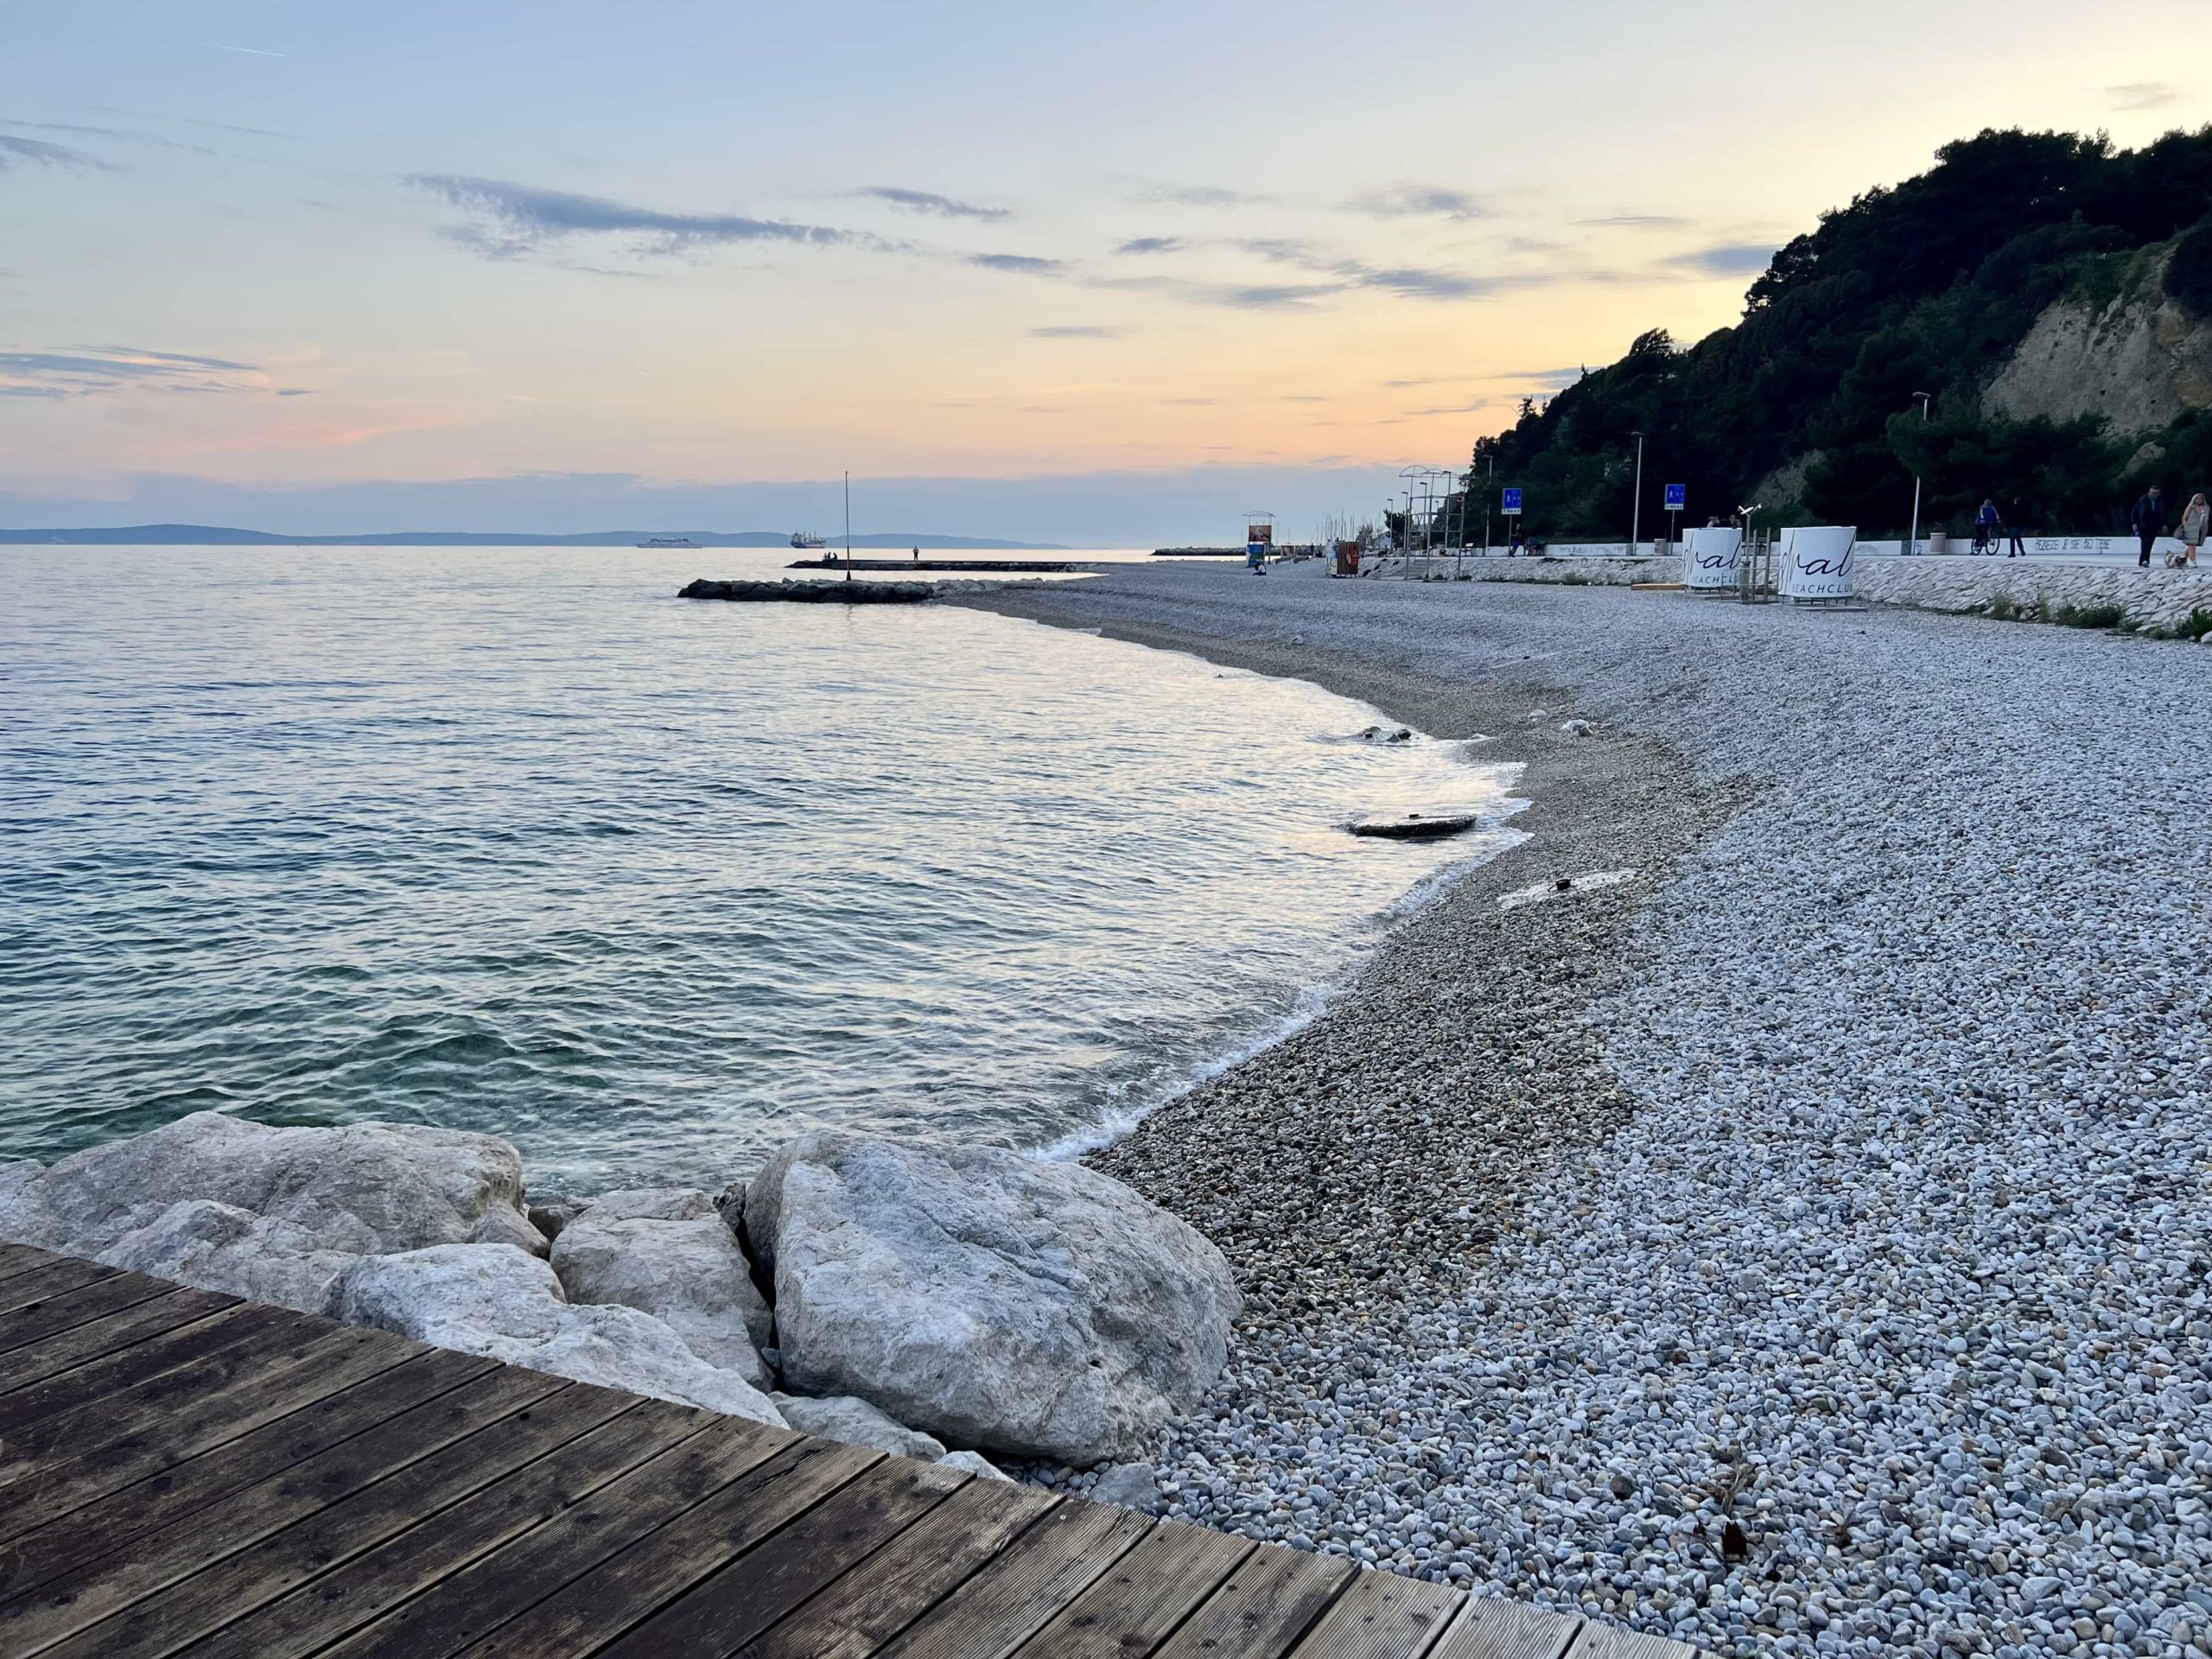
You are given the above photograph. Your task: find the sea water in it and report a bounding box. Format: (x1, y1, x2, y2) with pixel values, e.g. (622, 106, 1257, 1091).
(0, 545, 1518, 1190)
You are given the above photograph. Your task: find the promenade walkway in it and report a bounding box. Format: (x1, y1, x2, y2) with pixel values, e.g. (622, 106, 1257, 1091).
(0, 1243, 1699, 1659)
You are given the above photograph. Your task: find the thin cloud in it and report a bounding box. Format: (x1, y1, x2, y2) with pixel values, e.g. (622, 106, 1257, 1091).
(0, 346, 268, 397)
(967, 252, 1065, 275)
(1, 118, 212, 155)
(1116, 236, 1183, 255)
(855, 186, 1011, 222)
(1029, 325, 1121, 338)
(1664, 241, 1774, 278)
(0, 134, 113, 173)
(1221, 283, 1344, 308)
(203, 43, 285, 57)
(1140, 182, 1271, 208)
(1346, 184, 1491, 222)
(2107, 82, 2177, 111)
(1578, 214, 1691, 229)
(408, 174, 867, 257)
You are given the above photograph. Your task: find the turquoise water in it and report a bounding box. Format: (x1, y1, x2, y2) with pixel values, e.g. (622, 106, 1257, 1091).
(0, 545, 1517, 1191)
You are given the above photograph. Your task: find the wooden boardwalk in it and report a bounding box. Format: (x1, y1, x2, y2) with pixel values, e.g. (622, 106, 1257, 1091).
(0, 1241, 1699, 1659)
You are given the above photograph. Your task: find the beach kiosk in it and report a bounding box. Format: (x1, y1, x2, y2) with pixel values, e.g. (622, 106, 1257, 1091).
(1681, 525, 1742, 592)
(1778, 525, 1858, 601)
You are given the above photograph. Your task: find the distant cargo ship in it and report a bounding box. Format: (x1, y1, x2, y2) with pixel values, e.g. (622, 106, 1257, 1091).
(790, 531, 827, 550)
(636, 536, 700, 549)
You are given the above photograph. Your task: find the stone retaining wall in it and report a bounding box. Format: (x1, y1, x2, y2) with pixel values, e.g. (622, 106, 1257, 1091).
(1412, 553, 2212, 634)
(1853, 557, 2212, 634)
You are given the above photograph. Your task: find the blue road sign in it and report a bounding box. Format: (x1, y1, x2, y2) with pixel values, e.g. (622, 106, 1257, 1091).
(1665, 483, 1687, 511)
(1501, 487, 1522, 515)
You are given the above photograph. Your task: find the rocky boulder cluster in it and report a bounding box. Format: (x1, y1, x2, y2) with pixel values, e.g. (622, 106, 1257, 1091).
(0, 1111, 1239, 1476)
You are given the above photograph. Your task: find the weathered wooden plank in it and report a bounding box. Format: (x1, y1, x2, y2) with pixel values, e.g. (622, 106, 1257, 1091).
(873, 1497, 1154, 1659)
(584, 1453, 962, 1659)
(0, 1346, 495, 1605)
(0, 1284, 235, 1396)
(316, 1413, 798, 1659)
(0, 1368, 592, 1659)
(1287, 1569, 1464, 1659)
(33, 1379, 636, 1659)
(0, 1269, 180, 1360)
(0, 1300, 280, 1427)
(178, 1398, 717, 1659)
(0, 1256, 114, 1319)
(1148, 1545, 1359, 1659)
(0, 1324, 408, 1545)
(0, 1310, 379, 1472)
(741, 1478, 1063, 1659)
(455, 1434, 879, 1659)
(1429, 1597, 1583, 1659)
(1014, 1519, 1255, 1659)
(0, 1243, 54, 1284)
(1558, 1620, 1704, 1659)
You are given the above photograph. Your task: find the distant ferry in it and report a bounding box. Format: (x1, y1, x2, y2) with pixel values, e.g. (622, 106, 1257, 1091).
(636, 536, 700, 549)
(790, 531, 827, 550)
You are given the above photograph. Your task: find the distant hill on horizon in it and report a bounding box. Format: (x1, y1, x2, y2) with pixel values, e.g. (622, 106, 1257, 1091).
(0, 524, 1069, 550)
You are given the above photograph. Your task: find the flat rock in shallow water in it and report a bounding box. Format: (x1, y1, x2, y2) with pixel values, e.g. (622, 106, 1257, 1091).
(746, 1131, 1240, 1464)
(679, 577, 936, 603)
(1349, 809, 1484, 840)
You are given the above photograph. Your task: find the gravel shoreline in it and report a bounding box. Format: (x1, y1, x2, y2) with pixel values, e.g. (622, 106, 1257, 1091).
(957, 565, 2212, 1659)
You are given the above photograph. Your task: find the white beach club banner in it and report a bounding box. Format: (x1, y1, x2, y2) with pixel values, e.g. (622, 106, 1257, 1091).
(1682, 526, 1742, 589)
(1779, 525, 1857, 599)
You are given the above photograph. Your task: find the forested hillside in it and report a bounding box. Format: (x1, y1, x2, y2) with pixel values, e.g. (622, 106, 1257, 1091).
(1463, 128, 2212, 539)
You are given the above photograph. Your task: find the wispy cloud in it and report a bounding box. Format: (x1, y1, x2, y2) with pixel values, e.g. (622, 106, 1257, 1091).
(408, 174, 869, 258)
(1345, 184, 1491, 222)
(968, 252, 1065, 275)
(1236, 236, 1501, 302)
(1221, 283, 1343, 309)
(0, 346, 268, 397)
(0, 134, 113, 173)
(1578, 213, 1690, 229)
(2, 118, 212, 156)
(2106, 82, 2177, 111)
(1663, 241, 1774, 278)
(855, 186, 1010, 222)
(1116, 236, 1183, 255)
(1029, 325, 1120, 339)
(1140, 182, 1271, 208)
(203, 42, 285, 57)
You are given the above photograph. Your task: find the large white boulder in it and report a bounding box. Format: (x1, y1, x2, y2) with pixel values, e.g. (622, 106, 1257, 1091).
(327, 1243, 785, 1427)
(746, 1133, 1241, 1463)
(0, 1112, 538, 1313)
(549, 1188, 773, 1388)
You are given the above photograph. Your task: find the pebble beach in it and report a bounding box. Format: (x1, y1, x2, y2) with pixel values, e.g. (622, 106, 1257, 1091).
(962, 563, 2212, 1659)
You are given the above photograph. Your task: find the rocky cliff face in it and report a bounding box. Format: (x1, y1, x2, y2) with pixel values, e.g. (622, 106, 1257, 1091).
(1983, 245, 2212, 439)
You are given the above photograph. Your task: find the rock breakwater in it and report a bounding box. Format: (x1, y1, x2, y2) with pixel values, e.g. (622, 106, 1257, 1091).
(0, 1111, 1238, 1471)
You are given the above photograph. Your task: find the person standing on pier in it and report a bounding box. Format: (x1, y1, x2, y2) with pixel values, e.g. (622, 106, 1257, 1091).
(2182, 493, 2209, 568)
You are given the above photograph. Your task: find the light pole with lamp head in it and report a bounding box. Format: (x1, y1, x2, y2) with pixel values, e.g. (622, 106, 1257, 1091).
(1905, 391, 1932, 555)
(1629, 430, 1646, 556)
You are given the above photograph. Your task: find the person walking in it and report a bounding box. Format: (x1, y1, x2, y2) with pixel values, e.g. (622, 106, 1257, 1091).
(2183, 493, 2209, 568)
(2133, 486, 2168, 567)
(1975, 498, 1999, 556)
(2005, 498, 2029, 558)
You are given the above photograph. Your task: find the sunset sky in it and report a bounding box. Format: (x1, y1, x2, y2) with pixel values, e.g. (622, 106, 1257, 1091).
(4, 0, 2206, 541)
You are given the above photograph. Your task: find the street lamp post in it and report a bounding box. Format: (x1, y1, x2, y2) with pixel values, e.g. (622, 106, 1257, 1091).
(1905, 391, 1931, 555)
(1629, 430, 1646, 556)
